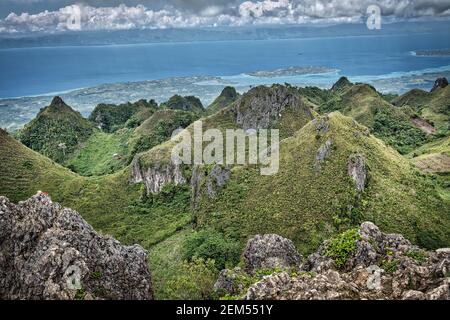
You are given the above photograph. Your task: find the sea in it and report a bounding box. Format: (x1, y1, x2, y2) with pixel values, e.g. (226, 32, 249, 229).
(1, 21, 450, 130)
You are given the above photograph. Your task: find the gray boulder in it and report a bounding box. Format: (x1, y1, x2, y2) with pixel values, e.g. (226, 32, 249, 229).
(0, 192, 153, 300)
(243, 234, 302, 273)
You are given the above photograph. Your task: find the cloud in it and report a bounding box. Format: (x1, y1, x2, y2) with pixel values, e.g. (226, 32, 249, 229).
(1, 0, 450, 34)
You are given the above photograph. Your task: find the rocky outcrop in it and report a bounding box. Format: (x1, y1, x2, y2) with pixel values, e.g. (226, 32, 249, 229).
(215, 222, 450, 300)
(0, 193, 153, 300)
(431, 77, 448, 92)
(315, 138, 333, 170)
(232, 85, 314, 130)
(243, 234, 302, 274)
(130, 155, 186, 194)
(313, 115, 329, 136)
(347, 154, 367, 192)
(191, 164, 231, 210)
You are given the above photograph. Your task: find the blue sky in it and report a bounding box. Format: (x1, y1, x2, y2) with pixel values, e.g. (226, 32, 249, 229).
(1, 0, 450, 34)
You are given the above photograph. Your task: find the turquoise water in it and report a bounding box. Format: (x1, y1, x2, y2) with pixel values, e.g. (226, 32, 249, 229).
(1, 30, 450, 98)
(1, 23, 450, 130)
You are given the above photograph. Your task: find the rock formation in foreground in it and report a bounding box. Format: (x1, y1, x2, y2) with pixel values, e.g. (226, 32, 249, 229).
(0, 192, 153, 300)
(215, 222, 449, 300)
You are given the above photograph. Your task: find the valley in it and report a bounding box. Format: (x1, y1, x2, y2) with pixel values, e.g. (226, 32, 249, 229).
(1, 77, 449, 299)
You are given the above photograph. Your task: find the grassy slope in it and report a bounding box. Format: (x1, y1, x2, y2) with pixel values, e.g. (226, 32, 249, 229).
(149, 228, 193, 299)
(393, 86, 450, 132)
(65, 129, 132, 176)
(317, 83, 429, 154)
(66, 109, 198, 176)
(194, 113, 450, 253)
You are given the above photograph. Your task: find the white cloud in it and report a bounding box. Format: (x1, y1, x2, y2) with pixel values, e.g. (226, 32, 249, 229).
(0, 0, 450, 34)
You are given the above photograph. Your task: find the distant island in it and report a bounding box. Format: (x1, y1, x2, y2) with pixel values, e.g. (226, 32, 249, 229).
(246, 66, 337, 77)
(413, 49, 450, 56)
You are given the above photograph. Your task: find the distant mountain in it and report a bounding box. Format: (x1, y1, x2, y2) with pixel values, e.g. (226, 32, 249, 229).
(162, 95, 205, 114)
(17, 97, 94, 163)
(89, 99, 158, 132)
(206, 86, 240, 115)
(308, 79, 432, 154)
(393, 83, 450, 133)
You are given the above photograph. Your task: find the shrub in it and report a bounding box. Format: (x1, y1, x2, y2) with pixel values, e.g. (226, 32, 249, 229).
(324, 228, 361, 268)
(181, 229, 241, 270)
(405, 249, 427, 263)
(165, 257, 217, 300)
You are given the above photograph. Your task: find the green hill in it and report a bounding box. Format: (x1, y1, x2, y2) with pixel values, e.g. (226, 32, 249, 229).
(316, 80, 429, 154)
(89, 99, 158, 132)
(393, 86, 450, 133)
(64, 129, 133, 176)
(193, 112, 450, 253)
(137, 84, 317, 171)
(162, 95, 205, 114)
(17, 97, 95, 163)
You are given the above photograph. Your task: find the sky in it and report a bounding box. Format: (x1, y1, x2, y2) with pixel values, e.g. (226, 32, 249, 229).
(1, 0, 450, 34)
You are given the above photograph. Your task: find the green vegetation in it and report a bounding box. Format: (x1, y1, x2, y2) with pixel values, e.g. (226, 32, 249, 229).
(324, 228, 361, 268)
(2, 80, 450, 300)
(372, 106, 427, 154)
(380, 259, 399, 274)
(164, 257, 218, 300)
(161, 95, 205, 114)
(89, 99, 158, 132)
(405, 249, 427, 263)
(194, 113, 450, 253)
(393, 86, 450, 134)
(181, 228, 241, 270)
(65, 130, 132, 176)
(130, 109, 199, 158)
(18, 97, 94, 163)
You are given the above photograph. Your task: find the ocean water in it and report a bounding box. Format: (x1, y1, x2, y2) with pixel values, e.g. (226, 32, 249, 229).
(1, 22, 450, 130)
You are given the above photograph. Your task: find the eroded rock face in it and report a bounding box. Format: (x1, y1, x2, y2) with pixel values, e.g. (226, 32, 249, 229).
(130, 155, 186, 194)
(216, 222, 450, 300)
(315, 138, 333, 170)
(191, 164, 231, 211)
(431, 77, 448, 92)
(232, 85, 314, 130)
(0, 193, 153, 300)
(243, 234, 302, 273)
(347, 154, 367, 192)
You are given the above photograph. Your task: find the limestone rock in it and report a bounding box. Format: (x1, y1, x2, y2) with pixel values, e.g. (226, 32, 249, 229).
(347, 154, 367, 192)
(0, 193, 153, 300)
(243, 234, 302, 273)
(191, 164, 231, 211)
(216, 222, 450, 300)
(232, 85, 314, 130)
(130, 155, 186, 194)
(315, 138, 333, 169)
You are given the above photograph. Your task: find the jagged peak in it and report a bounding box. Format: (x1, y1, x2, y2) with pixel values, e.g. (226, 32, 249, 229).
(331, 76, 353, 91)
(50, 96, 66, 107)
(431, 77, 448, 92)
(219, 86, 238, 98)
